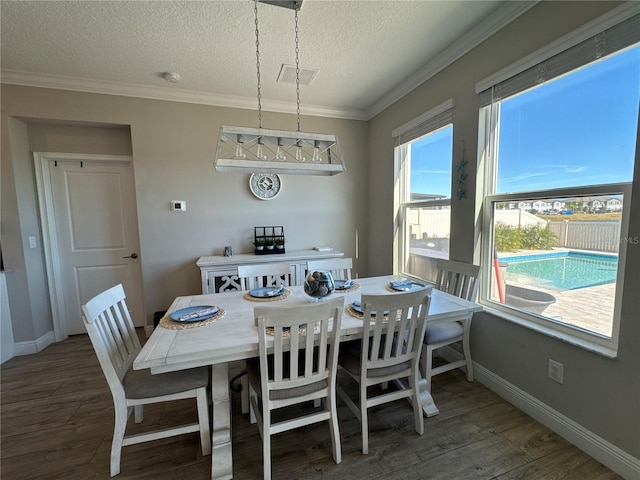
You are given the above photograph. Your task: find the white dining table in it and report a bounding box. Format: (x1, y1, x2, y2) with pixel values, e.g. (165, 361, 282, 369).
(134, 275, 482, 480)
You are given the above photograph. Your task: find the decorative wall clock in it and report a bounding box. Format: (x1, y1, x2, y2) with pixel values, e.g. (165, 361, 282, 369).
(249, 173, 281, 200)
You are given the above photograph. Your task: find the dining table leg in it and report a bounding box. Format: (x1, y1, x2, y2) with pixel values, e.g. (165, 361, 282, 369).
(211, 363, 233, 480)
(417, 377, 440, 417)
(393, 377, 440, 417)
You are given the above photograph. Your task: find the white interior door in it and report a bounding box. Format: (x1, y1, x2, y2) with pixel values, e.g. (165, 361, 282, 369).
(44, 155, 144, 336)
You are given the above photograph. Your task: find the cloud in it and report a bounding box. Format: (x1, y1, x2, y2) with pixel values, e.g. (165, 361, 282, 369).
(550, 164, 588, 173)
(500, 172, 546, 185)
(410, 169, 449, 176)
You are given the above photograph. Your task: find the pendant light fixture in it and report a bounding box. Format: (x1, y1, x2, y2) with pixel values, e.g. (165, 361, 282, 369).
(214, 0, 346, 176)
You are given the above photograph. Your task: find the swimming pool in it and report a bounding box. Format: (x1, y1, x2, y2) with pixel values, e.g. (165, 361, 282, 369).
(499, 252, 618, 291)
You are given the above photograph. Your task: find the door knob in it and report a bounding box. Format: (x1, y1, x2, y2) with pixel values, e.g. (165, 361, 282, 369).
(123, 253, 138, 259)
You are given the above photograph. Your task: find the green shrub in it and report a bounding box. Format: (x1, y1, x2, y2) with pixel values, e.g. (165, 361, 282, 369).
(495, 223, 557, 252)
(520, 224, 557, 250)
(495, 222, 523, 252)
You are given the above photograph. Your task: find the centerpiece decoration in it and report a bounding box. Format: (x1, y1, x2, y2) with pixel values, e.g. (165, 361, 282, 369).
(304, 270, 335, 301)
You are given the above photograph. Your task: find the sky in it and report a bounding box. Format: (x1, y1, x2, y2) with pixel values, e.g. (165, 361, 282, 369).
(410, 125, 453, 197)
(409, 44, 639, 198)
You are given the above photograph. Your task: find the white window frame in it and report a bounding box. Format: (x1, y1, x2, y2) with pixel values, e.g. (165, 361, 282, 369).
(479, 182, 631, 358)
(475, 5, 639, 358)
(392, 100, 454, 281)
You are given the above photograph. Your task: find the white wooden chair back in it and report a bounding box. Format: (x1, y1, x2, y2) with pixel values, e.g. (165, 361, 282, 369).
(435, 259, 481, 301)
(82, 284, 140, 400)
(307, 258, 353, 281)
(237, 262, 291, 291)
(360, 289, 431, 381)
(254, 297, 344, 410)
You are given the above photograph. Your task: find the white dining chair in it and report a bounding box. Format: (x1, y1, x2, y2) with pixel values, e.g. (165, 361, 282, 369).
(82, 284, 211, 477)
(306, 257, 353, 280)
(421, 259, 480, 392)
(336, 289, 431, 454)
(246, 297, 345, 480)
(237, 262, 291, 291)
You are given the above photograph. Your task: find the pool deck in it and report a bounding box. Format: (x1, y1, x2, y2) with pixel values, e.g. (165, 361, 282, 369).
(497, 248, 617, 337)
(535, 282, 615, 337)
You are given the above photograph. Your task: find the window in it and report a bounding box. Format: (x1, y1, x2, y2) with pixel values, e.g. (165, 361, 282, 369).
(393, 100, 454, 282)
(477, 12, 639, 356)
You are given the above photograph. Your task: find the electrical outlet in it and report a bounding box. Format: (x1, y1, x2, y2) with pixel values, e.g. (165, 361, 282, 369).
(548, 359, 564, 384)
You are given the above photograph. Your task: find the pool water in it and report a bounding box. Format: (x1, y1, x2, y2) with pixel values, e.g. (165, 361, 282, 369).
(500, 252, 618, 291)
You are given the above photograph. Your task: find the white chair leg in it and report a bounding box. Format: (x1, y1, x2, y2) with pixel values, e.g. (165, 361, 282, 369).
(110, 404, 128, 477)
(411, 369, 424, 435)
(462, 321, 474, 382)
(134, 404, 143, 423)
(249, 385, 257, 425)
(263, 408, 271, 480)
(240, 361, 249, 414)
(196, 387, 212, 455)
(424, 345, 434, 393)
(360, 381, 369, 455)
(327, 394, 341, 464)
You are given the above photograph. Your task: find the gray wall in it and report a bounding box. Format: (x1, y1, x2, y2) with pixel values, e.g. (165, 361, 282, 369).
(367, 0, 638, 462)
(1, 88, 368, 337)
(1, 0, 637, 465)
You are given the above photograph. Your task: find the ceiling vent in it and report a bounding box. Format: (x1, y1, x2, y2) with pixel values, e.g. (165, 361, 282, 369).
(277, 64, 318, 86)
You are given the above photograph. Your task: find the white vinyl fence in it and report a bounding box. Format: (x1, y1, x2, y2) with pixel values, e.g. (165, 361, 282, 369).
(548, 220, 620, 252)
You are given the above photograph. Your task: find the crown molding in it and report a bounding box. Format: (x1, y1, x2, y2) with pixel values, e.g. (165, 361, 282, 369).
(366, 1, 539, 119)
(0, 70, 368, 121)
(1, 1, 536, 123)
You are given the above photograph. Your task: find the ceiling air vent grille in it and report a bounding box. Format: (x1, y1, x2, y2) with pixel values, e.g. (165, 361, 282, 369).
(277, 64, 318, 86)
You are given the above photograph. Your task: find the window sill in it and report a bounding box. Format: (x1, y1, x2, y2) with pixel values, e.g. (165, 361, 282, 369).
(481, 304, 618, 359)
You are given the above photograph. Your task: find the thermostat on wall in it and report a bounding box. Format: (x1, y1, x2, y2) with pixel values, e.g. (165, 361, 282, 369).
(171, 200, 186, 212)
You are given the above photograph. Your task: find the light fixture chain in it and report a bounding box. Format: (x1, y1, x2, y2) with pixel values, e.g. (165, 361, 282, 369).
(294, 5, 301, 132)
(254, 0, 262, 129)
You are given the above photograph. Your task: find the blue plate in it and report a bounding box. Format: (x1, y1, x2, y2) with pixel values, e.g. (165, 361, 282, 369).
(171, 305, 219, 323)
(334, 279, 353, 290)
(351, 301, 389, 316)
(250, 286, 285, 298)
(389, 280, 426, 292)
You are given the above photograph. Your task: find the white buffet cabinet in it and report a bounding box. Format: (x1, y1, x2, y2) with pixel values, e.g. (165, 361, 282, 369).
(197, 249, 345, 294)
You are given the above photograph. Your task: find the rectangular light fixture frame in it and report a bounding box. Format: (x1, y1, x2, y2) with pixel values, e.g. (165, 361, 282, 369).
(214, 125, 346, 176)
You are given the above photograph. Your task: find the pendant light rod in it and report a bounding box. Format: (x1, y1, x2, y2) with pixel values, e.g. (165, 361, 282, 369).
(254, 0, 262, 129)
(294, 4, 301, 132)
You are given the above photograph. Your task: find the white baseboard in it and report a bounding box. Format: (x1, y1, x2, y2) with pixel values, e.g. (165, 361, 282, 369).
(13, 330, 55, 356)
(438, 347, 640, 479)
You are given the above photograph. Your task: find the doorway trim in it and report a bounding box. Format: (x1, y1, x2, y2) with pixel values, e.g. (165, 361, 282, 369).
(34, 152, 134, 341)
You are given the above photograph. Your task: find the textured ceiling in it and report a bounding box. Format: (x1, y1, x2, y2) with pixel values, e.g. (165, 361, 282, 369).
(1, 1, 534, 120)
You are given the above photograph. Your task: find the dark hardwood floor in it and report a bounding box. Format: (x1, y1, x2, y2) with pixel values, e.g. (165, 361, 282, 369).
(1, 331, 621, 480)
